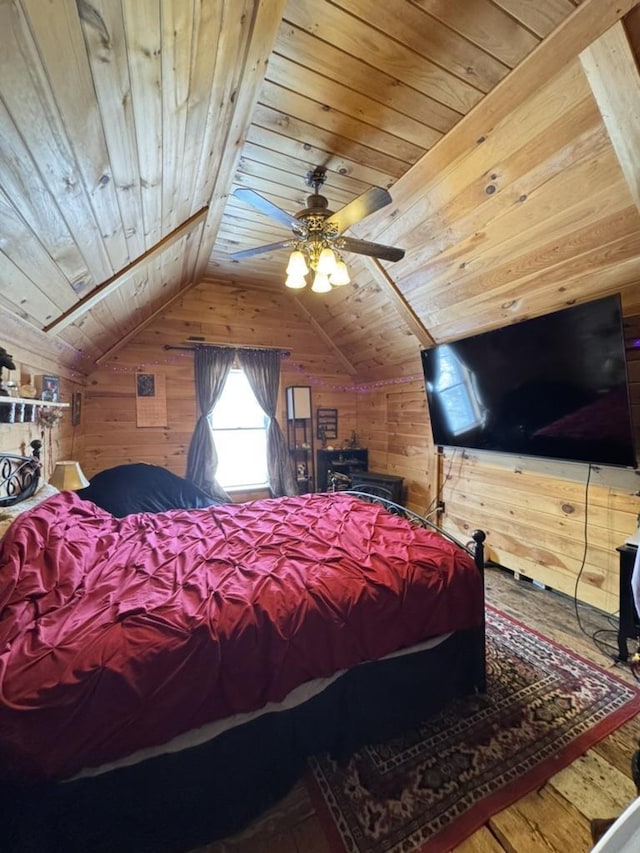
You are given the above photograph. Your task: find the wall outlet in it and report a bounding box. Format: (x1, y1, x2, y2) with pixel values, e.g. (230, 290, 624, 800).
(437, 500, 445, 513)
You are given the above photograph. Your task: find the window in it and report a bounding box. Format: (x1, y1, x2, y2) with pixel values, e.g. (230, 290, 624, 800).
(209, 370, 269, 489)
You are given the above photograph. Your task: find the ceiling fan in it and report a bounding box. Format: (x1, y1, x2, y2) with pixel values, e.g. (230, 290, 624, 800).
(229, 167, 405, 292)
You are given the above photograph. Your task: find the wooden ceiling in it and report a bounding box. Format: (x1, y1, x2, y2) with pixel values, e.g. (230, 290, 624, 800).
(2, 0, 640, 380)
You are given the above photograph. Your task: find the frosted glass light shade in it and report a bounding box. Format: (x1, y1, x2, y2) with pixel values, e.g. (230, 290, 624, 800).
(329, 260, 350, 286)
(316, 247, 337, 275)
(285, 274, 307, 289)
(286, 250, 309, 276)
(49, 460, 90, 490)
(311, 272, 332, 293)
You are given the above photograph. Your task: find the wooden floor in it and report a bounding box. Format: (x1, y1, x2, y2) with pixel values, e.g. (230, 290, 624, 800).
(195, 566, 640, 853)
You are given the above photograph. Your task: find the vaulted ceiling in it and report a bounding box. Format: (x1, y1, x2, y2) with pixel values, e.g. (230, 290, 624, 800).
(2, 0, 640, 380)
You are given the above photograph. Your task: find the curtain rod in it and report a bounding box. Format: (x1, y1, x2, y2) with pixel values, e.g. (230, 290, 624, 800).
(163, 343, 290, 357)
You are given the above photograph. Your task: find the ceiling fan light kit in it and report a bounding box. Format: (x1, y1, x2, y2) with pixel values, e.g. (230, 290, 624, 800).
(231, 167, 404, 293)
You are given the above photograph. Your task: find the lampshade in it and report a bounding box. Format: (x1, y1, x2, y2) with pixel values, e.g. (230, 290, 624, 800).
(316, 247, 337, 275)
(285, 273, 307, 289)
(49, 460, 90, 490)
(286, 250, 309, 276)
(329, 259, 350, 286)
(311, 272, 332, 293)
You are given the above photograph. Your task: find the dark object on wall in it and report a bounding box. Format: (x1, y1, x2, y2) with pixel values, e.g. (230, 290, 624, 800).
(421, 294, 637, 468)
(71, 391, 82, 426)
(316, 407, 337, 440)
(136, 373, 155, 397)
(76, 463, 227, 516)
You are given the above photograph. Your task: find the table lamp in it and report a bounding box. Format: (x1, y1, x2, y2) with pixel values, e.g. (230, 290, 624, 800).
(49, 460, 90, 490)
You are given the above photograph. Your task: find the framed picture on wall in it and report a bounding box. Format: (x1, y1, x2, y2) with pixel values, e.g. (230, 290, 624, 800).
(135, 372, 168, 427)
(39, 374, 60, 402)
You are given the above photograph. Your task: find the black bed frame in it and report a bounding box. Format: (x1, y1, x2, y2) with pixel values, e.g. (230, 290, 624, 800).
(1, 467, 487, 853)
(0, 439, 41, 508)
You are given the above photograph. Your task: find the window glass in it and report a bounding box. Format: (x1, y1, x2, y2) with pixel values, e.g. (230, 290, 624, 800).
(209, 370, 269, 489)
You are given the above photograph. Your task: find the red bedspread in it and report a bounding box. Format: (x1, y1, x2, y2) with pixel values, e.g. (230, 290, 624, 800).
(0, 491, 482, 781)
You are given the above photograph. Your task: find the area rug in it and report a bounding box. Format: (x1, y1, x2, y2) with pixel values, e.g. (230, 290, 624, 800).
(306, 606, 640, 852)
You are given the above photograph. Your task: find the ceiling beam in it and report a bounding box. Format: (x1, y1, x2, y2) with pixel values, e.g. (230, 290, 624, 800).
(580, 20, 640, 212)
(362, 258, 435, 348)
(44, 207, 209, 335)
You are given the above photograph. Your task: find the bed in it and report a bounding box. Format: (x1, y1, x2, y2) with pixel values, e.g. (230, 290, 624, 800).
(0, 449, 486, 853)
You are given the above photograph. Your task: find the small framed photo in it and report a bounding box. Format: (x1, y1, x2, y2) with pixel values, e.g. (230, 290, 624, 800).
(136, 373, 156, 397)
(71, 391, 82, 426)
(40, 374, 60, 402)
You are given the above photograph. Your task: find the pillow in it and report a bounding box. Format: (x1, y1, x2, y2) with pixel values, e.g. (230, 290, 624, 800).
(76, 463, 225, 517)
(0, 482, 60, 538)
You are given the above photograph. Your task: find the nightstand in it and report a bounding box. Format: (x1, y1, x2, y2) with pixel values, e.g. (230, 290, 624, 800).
(615, 544, 640, 662)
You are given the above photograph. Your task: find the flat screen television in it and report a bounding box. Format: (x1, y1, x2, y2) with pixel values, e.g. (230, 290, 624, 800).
(421, 294, 637, 468)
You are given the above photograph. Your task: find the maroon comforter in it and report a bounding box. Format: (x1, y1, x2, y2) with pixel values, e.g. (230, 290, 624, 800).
(0, 491, 482, 781)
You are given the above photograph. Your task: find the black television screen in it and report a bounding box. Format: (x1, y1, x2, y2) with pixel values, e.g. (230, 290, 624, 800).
(421, 295, 637, 468)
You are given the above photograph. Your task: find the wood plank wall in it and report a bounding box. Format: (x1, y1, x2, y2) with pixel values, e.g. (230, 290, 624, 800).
(355, 378, 437, 514)
(356, 317, 640, 614)
(79, 281, 360, 497)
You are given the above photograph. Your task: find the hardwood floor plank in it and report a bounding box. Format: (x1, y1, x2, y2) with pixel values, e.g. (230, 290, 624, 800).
(489, 785, 593, 853)
(455, 825, 506, 852)
(549, 750, 637, 820)
(592, 719, 640, 778)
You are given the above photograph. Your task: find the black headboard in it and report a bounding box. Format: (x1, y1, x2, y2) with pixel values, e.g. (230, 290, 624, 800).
(0, 439, 42, 508)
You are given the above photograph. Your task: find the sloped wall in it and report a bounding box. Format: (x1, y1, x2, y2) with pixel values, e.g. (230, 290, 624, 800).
(79, 281, 361, 492)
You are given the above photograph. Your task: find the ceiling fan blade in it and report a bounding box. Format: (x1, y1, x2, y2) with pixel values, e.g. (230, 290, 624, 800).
(326, 186, 392, 233)
(340, 236, 405, 262)
(233, 188, 298, 230)
(230, 240, 291, 261)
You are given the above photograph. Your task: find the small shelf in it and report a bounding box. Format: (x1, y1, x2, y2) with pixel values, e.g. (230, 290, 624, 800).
(0, 396, 69, 408)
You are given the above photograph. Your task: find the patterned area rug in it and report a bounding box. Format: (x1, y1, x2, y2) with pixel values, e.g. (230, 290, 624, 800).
(307, 606, 640, 852)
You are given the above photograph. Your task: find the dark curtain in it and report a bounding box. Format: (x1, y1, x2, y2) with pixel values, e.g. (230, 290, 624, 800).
(237, 349, 298, 496)
(185, 346, 235, 501)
